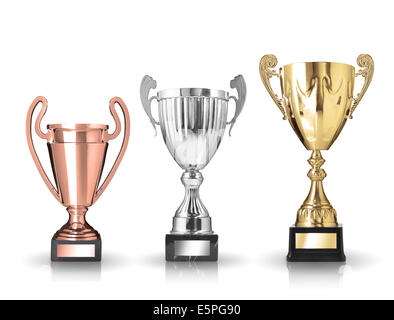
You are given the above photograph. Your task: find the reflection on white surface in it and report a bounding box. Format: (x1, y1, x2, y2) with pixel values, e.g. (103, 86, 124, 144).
(163, 253, 248, 283)
(51, 261, 101, 281)
(260, 251, 351, 288)
(26, 251, 133, 282)
(143, 253, 247, 284)
(161, 254, 246, 284)
(166, 261, 218, 283)
(287, 262, 346, 287)
(285, 251, 377, 288)
(24, 252, 102, 281)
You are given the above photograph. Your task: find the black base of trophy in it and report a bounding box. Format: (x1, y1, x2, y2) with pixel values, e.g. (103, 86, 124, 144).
(287, 225, 345, 262)
(51, 239, 102, 262)
(165, 234, 218, 261)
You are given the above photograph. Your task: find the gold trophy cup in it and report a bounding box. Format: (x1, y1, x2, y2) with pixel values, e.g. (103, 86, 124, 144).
(260, 54, 374, 261)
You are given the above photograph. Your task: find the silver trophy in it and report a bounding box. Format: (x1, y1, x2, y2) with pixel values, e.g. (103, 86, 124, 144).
(140, 75, 246, 261)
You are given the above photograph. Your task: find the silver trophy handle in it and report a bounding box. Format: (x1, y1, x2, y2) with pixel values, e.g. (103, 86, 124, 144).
(227, 74, 246, 136)
(140, 75, 160, 136)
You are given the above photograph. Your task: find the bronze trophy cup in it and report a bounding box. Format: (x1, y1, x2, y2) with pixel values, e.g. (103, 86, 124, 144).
(26, 97, 130, 261)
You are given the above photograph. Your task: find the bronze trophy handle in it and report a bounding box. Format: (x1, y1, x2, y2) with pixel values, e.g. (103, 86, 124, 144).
(348, 54, 374, 119)
(26, 96, 61, 202)
(93, 97, 130, 204)
(259, 54, 287, 120)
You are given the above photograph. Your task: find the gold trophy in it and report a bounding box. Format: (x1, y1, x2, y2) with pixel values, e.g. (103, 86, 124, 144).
(260, 54, 374, 261)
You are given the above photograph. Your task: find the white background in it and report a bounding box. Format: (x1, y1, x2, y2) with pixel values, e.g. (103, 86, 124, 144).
(0, 0, 390, 299)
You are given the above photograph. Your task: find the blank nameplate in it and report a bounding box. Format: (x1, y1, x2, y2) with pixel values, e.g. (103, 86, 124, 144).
(174, 240, 210, 256)
(57, 244, 96, 258)
(295, 233, 337, 249)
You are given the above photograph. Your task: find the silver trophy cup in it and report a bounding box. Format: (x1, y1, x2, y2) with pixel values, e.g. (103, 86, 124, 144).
(140, 75, 246, 261)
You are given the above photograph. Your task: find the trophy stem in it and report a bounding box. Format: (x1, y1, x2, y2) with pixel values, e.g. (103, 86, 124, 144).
(53, 205, 100, 241)
(296, 150, 338, 227)
(166, 169, 218, 261)
(67, 205, 89, 229)
(171, 170, 212, 235)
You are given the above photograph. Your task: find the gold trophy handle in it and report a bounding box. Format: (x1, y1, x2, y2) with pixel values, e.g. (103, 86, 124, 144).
(26, 96, 61, 202)
(93, 97, 130, 204)
(259, 54, 287, 120)
(349, 54, 374, 119)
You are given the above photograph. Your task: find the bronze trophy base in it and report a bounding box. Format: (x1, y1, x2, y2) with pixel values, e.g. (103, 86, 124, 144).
(287, 225, 345, 262)
(51, 239, 102, 262)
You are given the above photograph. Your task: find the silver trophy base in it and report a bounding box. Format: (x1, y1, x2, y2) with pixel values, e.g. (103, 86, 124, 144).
(165, 234, 218, 261)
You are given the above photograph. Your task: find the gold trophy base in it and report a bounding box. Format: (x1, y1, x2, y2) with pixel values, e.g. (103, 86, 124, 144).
(287, 225, 345, 262)
(51, 239, 102, 262)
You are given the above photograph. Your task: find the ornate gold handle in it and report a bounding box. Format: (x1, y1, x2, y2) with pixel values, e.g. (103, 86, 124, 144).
(259, 54, 287, 120)
(349, 54, 374, 119)
(26, 96, 61, 202)
(93, 97, 130, 204)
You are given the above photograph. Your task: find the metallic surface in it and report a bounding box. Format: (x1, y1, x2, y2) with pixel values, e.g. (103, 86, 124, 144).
(159, 95, 228, 171)
(297, 150, 337, 227)
(166, 234, 218, 261)
(56, 244, 96, 258)
(295, 233, 337, 249)
(172, 171, 212, 234)
(158, 88, 228, 100)
(260, 54, 373, 227)
(26, 96, 130, 243)
(282, 61, 355, 150)
(141, 75, 246, 236)
(174, 240, 210, 256)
